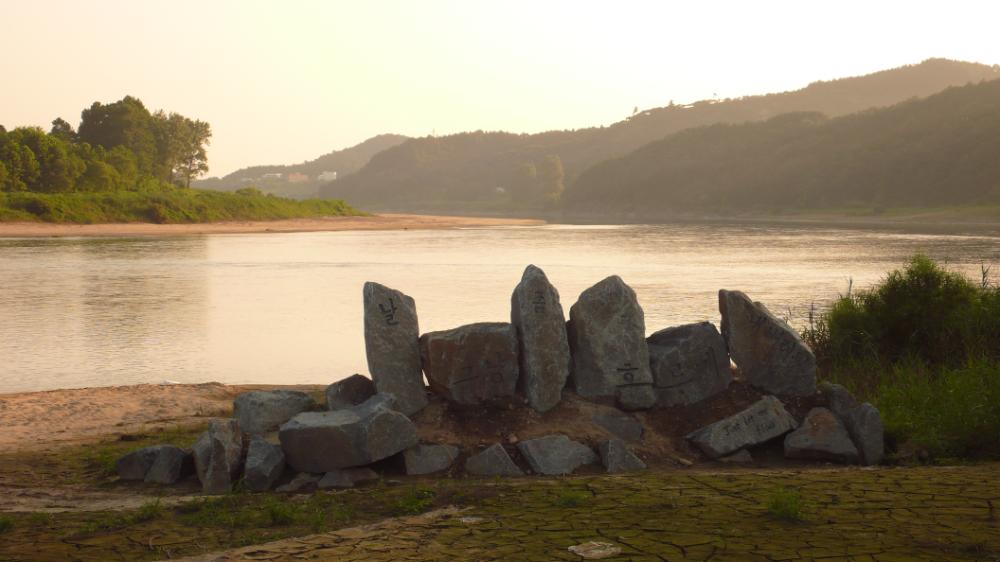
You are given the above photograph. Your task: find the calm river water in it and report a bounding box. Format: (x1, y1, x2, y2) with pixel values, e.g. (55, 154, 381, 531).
(1, 223, 997, 393)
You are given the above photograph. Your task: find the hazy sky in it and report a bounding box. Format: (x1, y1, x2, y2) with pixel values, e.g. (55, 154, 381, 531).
(2, 0, 998, 176)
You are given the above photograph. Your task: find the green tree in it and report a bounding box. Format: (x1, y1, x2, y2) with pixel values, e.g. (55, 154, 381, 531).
(78, 96, 159, 178)
(50, 118, 76, 142)
(0, 137, 40, 192)
(12, 127, 84, 192)
(159, 113, 211, 187)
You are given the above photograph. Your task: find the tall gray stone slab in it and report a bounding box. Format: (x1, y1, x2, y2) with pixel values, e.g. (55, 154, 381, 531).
(511, 265, 571, 413)
(144, 446, 193, 485)
(192, 419, 246, 495)
(647, 322, 732, 406)
(465, 443, 523, 477)
(598, 438, 646, 473)
(420, 322, 519, 405)
(567, 276, 655, 410)
(517, 434, 597, 475)
(363, 282, 428, 416)
(784, 407, 860, 463)
(819, 383, 885, 466)
(233, 390, 314, 435)
(326, 374, 376, 410)
(404, 444, 460, 475)
(685, 395, 798, 458)
(244, 436, 285, 492)
(718, 290, 816, 396)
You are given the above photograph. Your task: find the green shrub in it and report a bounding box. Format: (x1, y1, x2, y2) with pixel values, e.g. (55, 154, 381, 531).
(766, 487, 804, 521)
(554, 488, 591, 508)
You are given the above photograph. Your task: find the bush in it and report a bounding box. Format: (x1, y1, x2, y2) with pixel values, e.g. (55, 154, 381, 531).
(766, 487, 804, 521)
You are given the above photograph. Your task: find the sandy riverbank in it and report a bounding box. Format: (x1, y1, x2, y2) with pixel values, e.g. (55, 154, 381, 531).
(0, 213, 545, 238)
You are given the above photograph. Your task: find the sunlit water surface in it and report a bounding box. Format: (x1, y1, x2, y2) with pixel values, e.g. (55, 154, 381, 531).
(1, 224, 997, 393)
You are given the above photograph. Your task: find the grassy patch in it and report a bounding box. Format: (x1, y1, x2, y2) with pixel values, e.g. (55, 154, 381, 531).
(553, 488, 591, 508)
(392, 486, 436, 516)
(0, 515, 13, 534)
(766, 487, 804, 521)
(78, 424, 207, 481)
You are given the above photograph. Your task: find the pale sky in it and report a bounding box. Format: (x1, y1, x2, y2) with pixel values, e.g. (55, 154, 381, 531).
(2, 0, 999, 177)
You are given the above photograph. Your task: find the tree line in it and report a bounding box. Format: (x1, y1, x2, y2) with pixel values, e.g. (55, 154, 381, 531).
(0, 96, 210, 193)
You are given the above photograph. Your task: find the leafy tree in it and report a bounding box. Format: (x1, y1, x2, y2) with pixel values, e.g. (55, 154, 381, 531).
(0, 136, 40, 192)
(157, 112, 211, 187)
(50, 118, 76, 142)
(78, 96, 159, 178)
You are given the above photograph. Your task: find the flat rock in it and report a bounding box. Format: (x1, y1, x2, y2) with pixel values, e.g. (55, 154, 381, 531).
(363, 282, 428, 416)
(686, 395, 798, 458)
(591, 409, 643, 442)
(517, 434, 597, 475)
(647, 322, 732, 406)
(318, 467, 379, 489)
(192, 419, 246, 495)
(326, 374, 376, 410)
(718, 290, 816, 396)
(144, 446, 194, 485)
(420, 322, 519, 405)
(465, 443, 523, 477)
(820, 383, 885, 465)
(278, 398, 418, 473)
(233, 390, 314, 435)
(275, 472, 320, 493)
(510, 265, 571, 413)
(784, 407, 860, 463)
(403, 443, 460, 475)
(116, 446, 162, 481)
(598, 438, 646, 473)
(567, 276, 655, 410)
(243, 437, 285, 492)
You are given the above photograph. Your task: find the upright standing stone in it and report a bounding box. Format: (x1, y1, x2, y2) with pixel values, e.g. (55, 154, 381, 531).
(784, 407, 860, 463)
(511, 265, 571, 413)
(647, 322, 732, 407)
(567, 276, 655, 410)
(363, 282, 428, 416)
(685, 395, 798, 458)
(420, 323, 520, 405)
(718, 290, 816, 396)
(192, 419, 246, 495)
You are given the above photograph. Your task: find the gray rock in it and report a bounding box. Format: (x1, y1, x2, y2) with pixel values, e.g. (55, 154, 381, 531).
(420, 322, 519, 405)
(243, 437, 285, 492)
(719, 449, 754, 464)
(363, 282, 428, 416)
(404, 444, 460, 475)
(275, 472, 320, 493)
(278, 401, 418, 473)
(718, 290, 816, 396)
(591, 409, 644, 442)
(567, 276, 655, 410)
(465, 443, 523, 477)
(784, 407, 860, 463)
(511, 265, 571, 413)
(326, 374, 376, 410)
(233, 390, 314, 435)
(116, 446, 162, 480)
(318, 467, 379, 489)
(598, 438, 646, 473)
(192, 419, 246, 495)
(819, 383, 885, 466)
(686, 395, 798, 458)
(517, 435, 598, 475)
(647, 322, 732, 406)
(144, 446, 193, 485)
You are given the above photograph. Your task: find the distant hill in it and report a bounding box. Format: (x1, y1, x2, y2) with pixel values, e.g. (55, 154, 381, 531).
(195, 134, 408, 199)
(565, 79, 1000, 216)
(320, 59, 1000, 211)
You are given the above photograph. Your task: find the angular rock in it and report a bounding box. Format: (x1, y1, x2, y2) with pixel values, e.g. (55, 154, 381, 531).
(591, 409, 644, 443)
(233, 390, 314, 435)
(403, 444, 460, 475)
(318, 467, 379, 489)
(719, 449, 754, 464)
(820, 383, 885, 466)
(598, 438, 646, 473)
(517, 434, 598, 475)
(420, 322, 519, 405)
(465, 443, 523, 477)
(243, 436, 285, 492)
(647, 322, 732, 406)
(784, 407, 860, 463)
(145, 446, 194, 485)
(686, 395, 798, 458)
(278, 401, 418, 473)
(116, 446, 162, 481)
(326, 374, 376, 410)
(192, 419, 246, 494)
(718, 290, 816, 396)
(567, 276, 655, 410)
(363, 282, 428, 416)
(510, 265, 571, 413)
(275, 472, 320, 493)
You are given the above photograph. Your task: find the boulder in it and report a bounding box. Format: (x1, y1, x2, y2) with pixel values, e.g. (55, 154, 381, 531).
(363, 282, 428, 416)
(719, 449, 754, 464)
(233, 390, 314, 435)
(567, 276, 656, 410)
(403, 444, 460, 475)
(278, 399, 418, 473)
(784, 407, 860, 463)
(598, 438, 646, 473)
(326, 374, 376, 410)
(647, 322, 732, 406)
(192, 419, 246, 495)
(420, 323, 519, 405)
(718, 290, 816, 396)
(510, 265, 571, 413)
(591, 409, 644, 442)
(144, 446, 194, 485)
(116, 446, 162, 481)
(465, 443, 523, 477)
(517, 435, 598, 475)
(318, 467, 379, 489)
(275, 472, 320, 493)
(686, 396, 798, 458)
(243, 437, 285, 492)
(819, 383, 885, 466)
